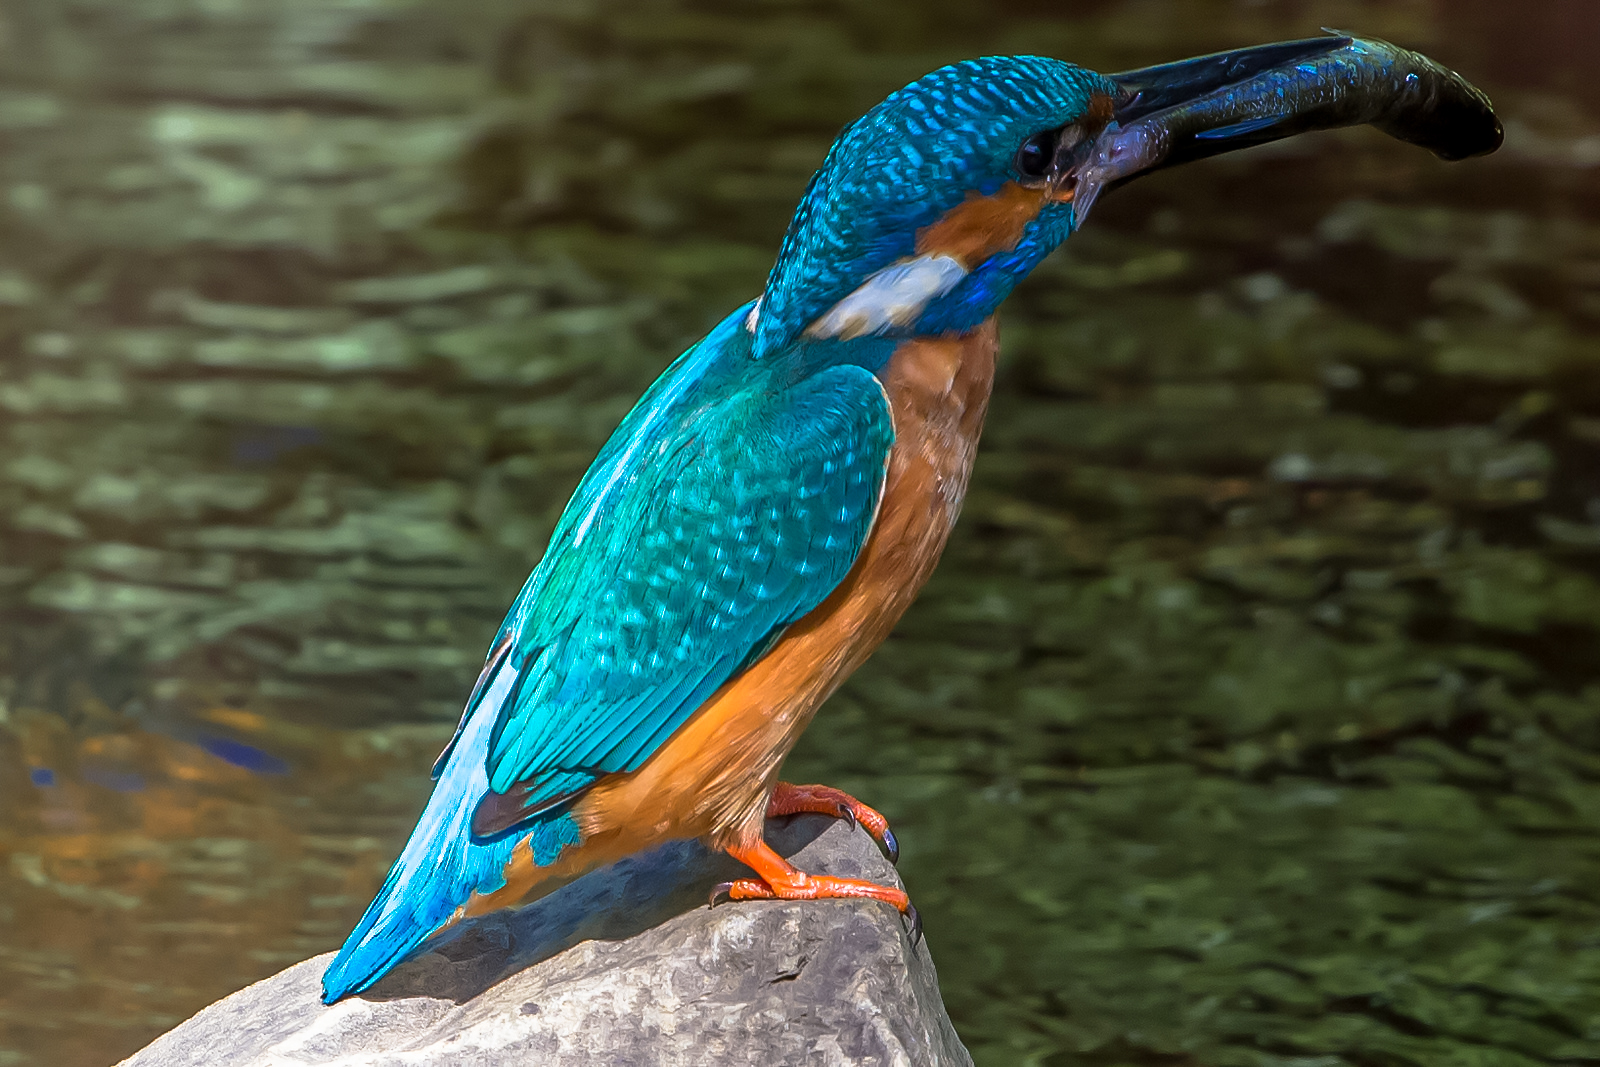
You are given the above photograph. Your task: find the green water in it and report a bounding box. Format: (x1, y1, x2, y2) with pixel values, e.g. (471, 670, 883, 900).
(1, 2, 1598, 1064)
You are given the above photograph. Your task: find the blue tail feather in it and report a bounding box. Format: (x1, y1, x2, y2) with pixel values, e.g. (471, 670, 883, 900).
(321, 665, 582, 1003)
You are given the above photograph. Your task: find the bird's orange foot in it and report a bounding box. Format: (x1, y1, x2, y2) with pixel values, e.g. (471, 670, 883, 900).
(711, 839, 921, 943)
(766, 781, 899, 864)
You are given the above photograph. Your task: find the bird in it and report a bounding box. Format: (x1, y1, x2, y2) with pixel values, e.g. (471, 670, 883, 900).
(322, 32, 1500, 1003)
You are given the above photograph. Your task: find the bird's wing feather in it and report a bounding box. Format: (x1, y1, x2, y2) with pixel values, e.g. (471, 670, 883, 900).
(463, 320, 894, 834)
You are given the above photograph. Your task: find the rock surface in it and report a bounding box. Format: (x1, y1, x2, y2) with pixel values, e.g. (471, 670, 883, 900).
(117, 815, 971, 1067)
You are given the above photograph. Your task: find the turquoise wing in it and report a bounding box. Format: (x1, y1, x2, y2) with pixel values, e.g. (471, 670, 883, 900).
(468, 319, 896, 836)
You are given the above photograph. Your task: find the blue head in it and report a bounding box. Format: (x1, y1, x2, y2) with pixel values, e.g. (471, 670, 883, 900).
(752, 55, 1118, 357)
(749, 38, 1502, 359)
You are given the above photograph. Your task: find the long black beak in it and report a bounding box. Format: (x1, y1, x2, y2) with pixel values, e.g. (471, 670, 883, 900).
(1071, 33, 1503, 222)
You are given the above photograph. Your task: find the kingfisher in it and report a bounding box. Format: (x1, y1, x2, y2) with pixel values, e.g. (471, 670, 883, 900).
(322, 33, 1499, 1002)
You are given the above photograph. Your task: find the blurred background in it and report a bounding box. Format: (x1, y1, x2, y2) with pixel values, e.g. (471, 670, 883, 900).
(0, 1, 1596, 1064)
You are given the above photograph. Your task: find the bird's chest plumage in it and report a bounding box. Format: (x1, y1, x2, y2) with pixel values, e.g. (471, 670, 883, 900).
(571, 319, 1000, 851)
(874, 317, 999, 554)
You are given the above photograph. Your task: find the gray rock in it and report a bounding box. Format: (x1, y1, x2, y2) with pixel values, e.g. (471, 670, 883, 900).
(118, 815, 972, 1067)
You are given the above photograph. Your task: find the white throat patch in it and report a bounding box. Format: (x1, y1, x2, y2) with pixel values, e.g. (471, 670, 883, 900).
(803, 254, 968, 341)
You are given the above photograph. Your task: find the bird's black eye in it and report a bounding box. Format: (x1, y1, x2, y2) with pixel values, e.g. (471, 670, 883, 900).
(1016, 128, 1059, 179)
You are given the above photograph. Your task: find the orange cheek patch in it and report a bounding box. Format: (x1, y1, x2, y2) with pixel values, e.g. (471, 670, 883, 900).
(1085, 91, 1115, 128)
(914, 181, 1049, 265)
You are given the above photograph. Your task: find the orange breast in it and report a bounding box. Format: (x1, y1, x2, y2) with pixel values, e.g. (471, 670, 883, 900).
(462, 320, 1000, 917)
(581, 318, 1000, 841)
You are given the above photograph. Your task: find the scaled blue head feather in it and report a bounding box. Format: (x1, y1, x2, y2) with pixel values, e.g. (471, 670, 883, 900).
(752, 55, 1118, 358)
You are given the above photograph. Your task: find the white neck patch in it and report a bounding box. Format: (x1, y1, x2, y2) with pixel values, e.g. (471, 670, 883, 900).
(803, 254, 968, 341)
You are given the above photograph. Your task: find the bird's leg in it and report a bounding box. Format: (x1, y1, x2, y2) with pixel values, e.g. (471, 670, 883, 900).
(717, 839, 906, 907)
(766, 781, 899, 864)
(712, 799, 923, 943)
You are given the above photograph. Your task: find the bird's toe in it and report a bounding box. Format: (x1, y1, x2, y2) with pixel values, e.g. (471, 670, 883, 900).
(904, 903, 923, 946)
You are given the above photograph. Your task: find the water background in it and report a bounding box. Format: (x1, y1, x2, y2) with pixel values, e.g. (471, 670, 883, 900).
(1, 2, 1598, 1064)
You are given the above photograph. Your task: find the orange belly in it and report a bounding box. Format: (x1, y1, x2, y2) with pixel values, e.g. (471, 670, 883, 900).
(463, 319, 999, 917)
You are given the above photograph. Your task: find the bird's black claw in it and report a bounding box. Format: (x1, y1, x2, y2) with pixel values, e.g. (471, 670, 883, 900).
(881, 827, 899, 866)
(903, 903, 923, 946)
(709, 882, 735, 908)
(840, 805, 858, 831)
